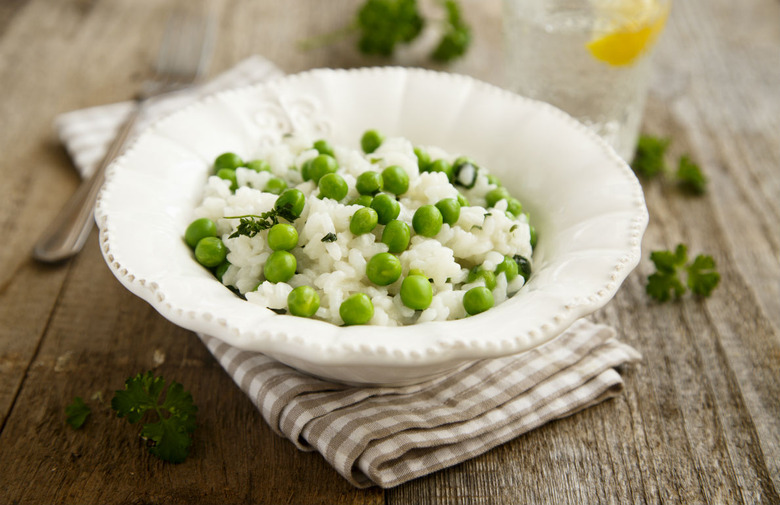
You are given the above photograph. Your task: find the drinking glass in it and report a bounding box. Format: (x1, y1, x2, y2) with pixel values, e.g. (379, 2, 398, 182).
(503, 0, 670, 161)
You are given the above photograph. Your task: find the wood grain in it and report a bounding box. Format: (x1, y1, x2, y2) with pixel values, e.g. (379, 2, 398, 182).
(0, 0, 778, 503)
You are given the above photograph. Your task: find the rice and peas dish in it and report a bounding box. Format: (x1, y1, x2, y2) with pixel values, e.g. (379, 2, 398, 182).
(184, 130, 536, 326)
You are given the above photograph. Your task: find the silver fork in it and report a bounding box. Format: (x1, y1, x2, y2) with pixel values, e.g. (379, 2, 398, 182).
(33, 7, 216, 263)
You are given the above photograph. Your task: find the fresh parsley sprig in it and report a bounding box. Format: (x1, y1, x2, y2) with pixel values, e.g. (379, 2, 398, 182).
(647, 244, 720, 302)
(676, 155, 707, 195)
(631, 134, 708, 194)
(430, 0, 471, 62)
(111, 372, 197, 464)
(301, 0, 472, 63)
(65, 396, 91, 430)
(632, 134, 669, 179)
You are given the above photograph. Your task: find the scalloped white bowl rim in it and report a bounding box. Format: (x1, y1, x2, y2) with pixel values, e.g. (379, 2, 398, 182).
(95, 67, 648, 385)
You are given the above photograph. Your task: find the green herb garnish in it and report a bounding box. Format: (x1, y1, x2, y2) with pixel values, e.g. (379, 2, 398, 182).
(631, 134, 669, 178)
(65, 396, 91, 429)
(301, 0, 471, 63)
(647, 244, 720, 302)
(676, 155, 707, 194)
(431, 0, 471, 62)
(111, 372, 197, 464)
(321, 232, 338, 243)
(226, 203, 297, 239)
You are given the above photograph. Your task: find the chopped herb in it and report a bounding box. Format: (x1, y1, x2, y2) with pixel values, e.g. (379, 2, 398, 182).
(484, 212, 492, 217)
(510, 224, 518, 232)
(226, 203, 297, 239)
(65, 396, 91, 430)
(111, 372, 197, 464)
(513, 255, 532, 281)
(268, 307, 288, 315)
(676, 155, 707, 194)
(321, 232, 338, 243)
(631, 134, 669, 179)
(646, 244, 720, 302)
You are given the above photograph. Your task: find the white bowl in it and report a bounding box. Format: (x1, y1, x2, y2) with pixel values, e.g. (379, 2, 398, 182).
(96, 67, 647, 386)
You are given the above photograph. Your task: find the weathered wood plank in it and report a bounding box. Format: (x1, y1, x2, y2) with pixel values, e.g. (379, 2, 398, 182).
(0, 0, 778, 503)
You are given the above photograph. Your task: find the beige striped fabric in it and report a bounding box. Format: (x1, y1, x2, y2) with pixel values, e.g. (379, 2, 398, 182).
(55, 56, 641, 488)
(199, 319, 640, 488)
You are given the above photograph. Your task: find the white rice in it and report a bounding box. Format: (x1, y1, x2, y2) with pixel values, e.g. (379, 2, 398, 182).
(191, 134, 534, 326)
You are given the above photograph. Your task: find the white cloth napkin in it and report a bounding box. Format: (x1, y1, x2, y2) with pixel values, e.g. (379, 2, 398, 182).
(55, 55, 641, 488)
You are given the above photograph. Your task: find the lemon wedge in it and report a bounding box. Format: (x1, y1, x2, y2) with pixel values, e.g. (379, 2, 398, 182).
(587, 0, 670, 66)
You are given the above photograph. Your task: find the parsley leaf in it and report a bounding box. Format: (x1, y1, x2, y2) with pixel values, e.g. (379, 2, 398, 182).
(356, 0, 424, 57)
(431, 0, 471, 62)
(631, 134, 669, 179)
(65, 396, 91, 430)
(111, 372, 197, 464)
(321, 232, 338, 242)
(647, 244, 688, 302)
(647, 244, 720, 302)
(686, 254, 720, 296)
(676, 154, 707, 194)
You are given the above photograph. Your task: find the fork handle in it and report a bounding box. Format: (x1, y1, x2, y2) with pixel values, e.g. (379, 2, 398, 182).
(33, 105, 142, 263)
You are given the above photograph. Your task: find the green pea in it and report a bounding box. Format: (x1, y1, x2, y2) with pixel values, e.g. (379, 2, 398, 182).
(350, 207, 379, 235)
(275, 189, 306, 218)
(216, 168, 238, 191)
(287, 285, 320, 317)
(381, 219, 411, 253)
(214, 152, 243, 171)
(370, 193, 400, 225)
(486, 187, 510, 208)
(264, 176, 288, 195)
(414, 147, 431, 172)
(349, 195, 374, 207)
(245, 159, 271, 172)
(412, 204, 443, 237)
(495, 255, 519, 282)
(457, 193, 470, 207)
(194, 237, 227, 268)
(428, 159, 453, 181)
(381, 165, 409, 195)
(267, 223, 299, 251)
(435, 198, 461, 226)
(339, 293, 374, 325)
(318, 173, 348, 201)
(486, 174, 502, 187)
(313, 139, 335, 157)
(214, 259, 231, 282)
(400, 274, 433, 310)
(467, 267, 497, 290)
(300, 158, 313, 181)
(463, 286, 494, 315)
(308, 154, 338, 183)
(264, 250, 296, 283)
(356, 171, 383, 195)
(366, 252, 402, 286)
(507, 198, 523, 216)
(185, 217, 217, 249)
(361, 129, 384, 154)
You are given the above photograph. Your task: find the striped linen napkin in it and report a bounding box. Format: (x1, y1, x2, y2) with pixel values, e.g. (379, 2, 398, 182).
(56, 55, 641, 488)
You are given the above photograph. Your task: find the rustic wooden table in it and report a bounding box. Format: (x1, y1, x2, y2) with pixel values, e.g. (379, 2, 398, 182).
(1, 0, 778, 503)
